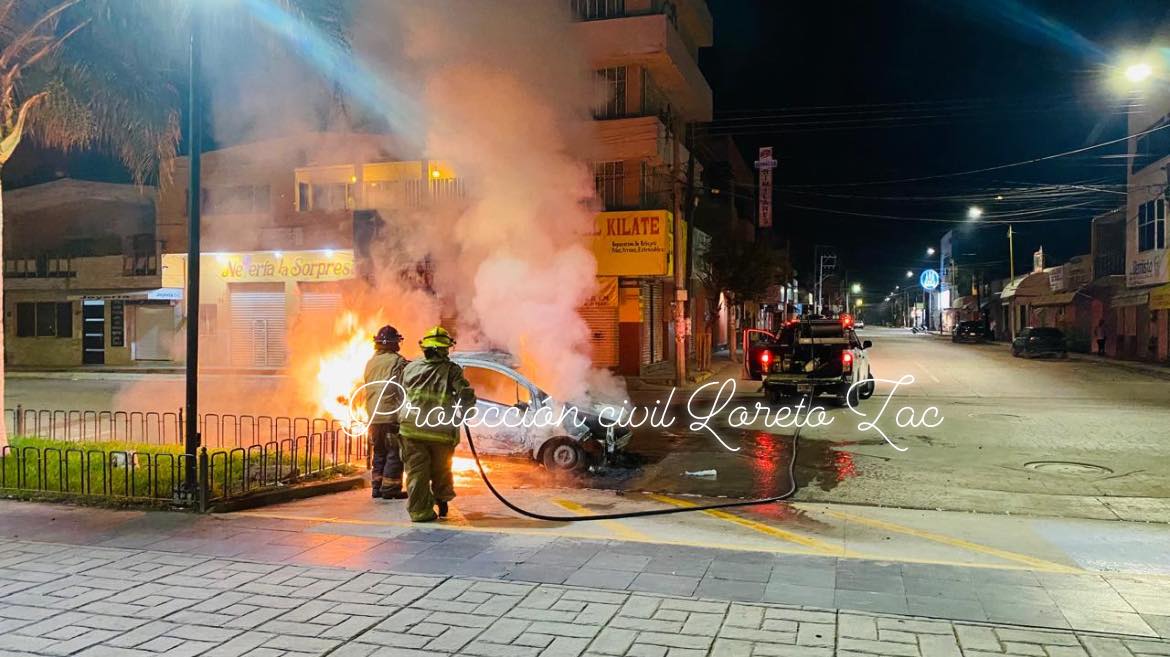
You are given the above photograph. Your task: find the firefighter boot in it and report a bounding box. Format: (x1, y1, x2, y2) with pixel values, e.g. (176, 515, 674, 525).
(437, 501, 449, 518)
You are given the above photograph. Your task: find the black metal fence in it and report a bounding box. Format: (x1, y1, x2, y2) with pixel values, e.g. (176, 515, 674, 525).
(2, 406, 368, 510)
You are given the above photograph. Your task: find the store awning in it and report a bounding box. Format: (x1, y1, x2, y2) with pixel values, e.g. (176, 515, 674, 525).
(1030, 291, 1079, 307)
(1111, 289, 1149, 308)
(67, 288, 183, 302)
(999, 276, 1027, 300)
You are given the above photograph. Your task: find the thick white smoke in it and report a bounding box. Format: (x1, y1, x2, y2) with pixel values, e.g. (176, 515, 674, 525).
(356, 1, 614, 403)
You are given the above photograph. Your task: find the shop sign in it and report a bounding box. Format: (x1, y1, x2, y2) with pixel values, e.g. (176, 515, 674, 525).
(584, 277, 618, 307)
(1128, 249, 1168, 287)
(162, 250, 355, 284)
(110, 301, 125, 347)
(1048, 266, 1065, 292)
(591, 210, 678, 277)
(1150, 283, 1170, 310)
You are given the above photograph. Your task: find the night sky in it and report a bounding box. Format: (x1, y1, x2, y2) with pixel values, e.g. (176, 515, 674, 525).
(7, 1, 1169, 303)
(702, 0, 1169, 300)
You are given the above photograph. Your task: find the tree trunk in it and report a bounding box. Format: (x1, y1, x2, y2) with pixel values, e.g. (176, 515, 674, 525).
(0, 175, 7, 448)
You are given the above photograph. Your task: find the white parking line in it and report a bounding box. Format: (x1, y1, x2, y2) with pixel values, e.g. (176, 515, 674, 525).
(914, 361, 941, 384)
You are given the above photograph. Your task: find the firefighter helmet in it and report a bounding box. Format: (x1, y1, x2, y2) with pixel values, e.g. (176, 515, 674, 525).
(419, 326, 455, 349)
(374, 325, 403, 345)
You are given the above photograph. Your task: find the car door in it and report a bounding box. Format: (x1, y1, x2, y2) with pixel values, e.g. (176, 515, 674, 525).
(460, 364, 534, 455)
(849, 329, 870, 383)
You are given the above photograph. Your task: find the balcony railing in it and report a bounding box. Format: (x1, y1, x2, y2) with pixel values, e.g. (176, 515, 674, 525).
(1094, 253, 1125, 278)
(570, 0, 677, 24)
(122, 254, 159, 277)
(4, 256, 77, 279)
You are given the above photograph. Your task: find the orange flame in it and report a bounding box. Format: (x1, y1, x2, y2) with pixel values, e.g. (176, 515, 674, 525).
(308, 311, 487, 475)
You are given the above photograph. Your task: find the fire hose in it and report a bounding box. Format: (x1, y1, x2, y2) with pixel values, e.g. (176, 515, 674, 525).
(460, 393, 809, 522)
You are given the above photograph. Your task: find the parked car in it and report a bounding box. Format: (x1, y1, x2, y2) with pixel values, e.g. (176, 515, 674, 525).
(952, 320, 989, 343)
(744, 329, 780, 380)
(761, 318, 875, 406)
(1011, 327, 1068, 359)
(452, 353, 633, 471)
(855, 319, 865, 329)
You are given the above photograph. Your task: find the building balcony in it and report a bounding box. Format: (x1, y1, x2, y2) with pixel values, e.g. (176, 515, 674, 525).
(574, 11, 712, 122)
(4, 254, 162, 291)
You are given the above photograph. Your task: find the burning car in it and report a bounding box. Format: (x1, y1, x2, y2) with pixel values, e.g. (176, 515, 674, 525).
(452, 352, 633, 471)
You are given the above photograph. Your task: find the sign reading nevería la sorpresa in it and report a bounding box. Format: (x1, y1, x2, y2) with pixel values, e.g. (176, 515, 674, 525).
(162, 250, 355, 284)
(590, 210, 680, 277)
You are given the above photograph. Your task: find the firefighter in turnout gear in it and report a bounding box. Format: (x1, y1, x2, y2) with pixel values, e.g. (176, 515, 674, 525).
(364, 325, 408, 499)
(400, 326, 476, 522)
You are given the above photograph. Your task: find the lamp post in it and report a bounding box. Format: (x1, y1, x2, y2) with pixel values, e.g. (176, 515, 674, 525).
(183, 8, 203, 494)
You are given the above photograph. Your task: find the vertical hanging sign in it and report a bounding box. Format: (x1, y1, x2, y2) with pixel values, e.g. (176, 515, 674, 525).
(755, 146, 777, 228)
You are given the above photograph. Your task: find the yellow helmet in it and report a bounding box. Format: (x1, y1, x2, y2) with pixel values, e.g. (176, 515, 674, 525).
(419, 326, 455, 349)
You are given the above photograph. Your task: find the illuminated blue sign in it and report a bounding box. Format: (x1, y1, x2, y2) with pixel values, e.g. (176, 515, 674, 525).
(920, 269, 940, 291)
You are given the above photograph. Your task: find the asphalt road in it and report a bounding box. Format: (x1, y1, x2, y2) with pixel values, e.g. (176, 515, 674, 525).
(7, 327, 1170, 521)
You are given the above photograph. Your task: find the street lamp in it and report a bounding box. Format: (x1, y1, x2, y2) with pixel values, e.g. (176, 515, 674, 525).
(183, 7, 204, 496)
(967, 206, 983, 220)
(906, 270, 913, 278)
(926, 247, 936, 256)
(851, 283, 862, 294)
(1125, 61, 1153, 83)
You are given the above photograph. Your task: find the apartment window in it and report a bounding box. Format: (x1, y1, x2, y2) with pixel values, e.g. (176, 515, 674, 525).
(192, 185, 270, 214)
(571, 0, 624, 20)
(641, 70, 668, 117)
(594, 67, 626, 119)
(312, 183, 353, 211)
(594, 161, 625, 210)
(1132, 118, 1170, 174)
(16, 302, 72, 338)
(1138, 198, 1166, 252)
(298, 182, 311, 211)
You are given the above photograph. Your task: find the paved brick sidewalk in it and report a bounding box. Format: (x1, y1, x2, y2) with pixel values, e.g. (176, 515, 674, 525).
(1, 538, 1168, 657)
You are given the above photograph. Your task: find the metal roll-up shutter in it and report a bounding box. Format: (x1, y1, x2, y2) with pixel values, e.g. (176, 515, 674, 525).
(300, 290, 342, 317)
(640, 281, 652, 365)
(581, 304, 619, 368)
(230, 283, 287, 368)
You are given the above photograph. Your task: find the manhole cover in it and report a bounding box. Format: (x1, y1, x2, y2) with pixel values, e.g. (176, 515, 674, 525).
(1023, 461, 1112, 475)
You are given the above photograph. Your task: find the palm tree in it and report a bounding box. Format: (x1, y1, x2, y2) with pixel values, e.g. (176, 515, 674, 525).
(0, 0, 346, 446)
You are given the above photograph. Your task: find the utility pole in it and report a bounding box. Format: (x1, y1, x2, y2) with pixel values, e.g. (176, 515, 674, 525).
(1007, 224, 1016, 279)
(671, 122, 686, 387)
(682, 124, 699, 370)
(183, 8, 203, 495)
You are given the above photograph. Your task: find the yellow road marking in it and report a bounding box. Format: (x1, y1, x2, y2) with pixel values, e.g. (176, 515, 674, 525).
(816, 507, 1079, 573)
(645, 494, 846, 557)
(552, 499, 650, 541)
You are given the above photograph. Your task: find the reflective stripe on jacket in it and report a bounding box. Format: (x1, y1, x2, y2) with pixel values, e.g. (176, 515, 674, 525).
(363, 351, 408, 424)
(399, 354, 476, 445)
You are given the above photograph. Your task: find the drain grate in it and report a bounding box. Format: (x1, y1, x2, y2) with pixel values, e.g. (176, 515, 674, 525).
(1023, 461, 1112, 475)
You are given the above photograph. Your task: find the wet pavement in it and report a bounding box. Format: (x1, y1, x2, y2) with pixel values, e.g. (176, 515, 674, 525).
(9, 326, 1170, 521)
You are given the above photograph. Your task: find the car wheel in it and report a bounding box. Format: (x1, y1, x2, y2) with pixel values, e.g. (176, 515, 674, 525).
(765, 387, 784, 406)
(836, 383, 860, 407)
(1011, 347, 1020, 357)
(859, 373, 875, 400)
(541, 438, 585, 472)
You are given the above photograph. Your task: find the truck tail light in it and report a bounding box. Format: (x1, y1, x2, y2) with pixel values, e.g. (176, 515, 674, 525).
(760, 350, 772, 367)
(841, 350, 853, 372)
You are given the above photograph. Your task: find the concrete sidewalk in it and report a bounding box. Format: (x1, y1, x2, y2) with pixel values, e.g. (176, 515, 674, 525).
(2, 537, 1168, 657)
(1, 500, 1169, 656)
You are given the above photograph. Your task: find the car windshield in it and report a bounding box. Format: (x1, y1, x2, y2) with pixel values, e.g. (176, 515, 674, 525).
(1031, 328, 1064, 338)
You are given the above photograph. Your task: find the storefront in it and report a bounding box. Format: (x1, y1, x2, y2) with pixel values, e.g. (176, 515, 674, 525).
(162, 249, 355, 369)
(588, 209, 683, 376)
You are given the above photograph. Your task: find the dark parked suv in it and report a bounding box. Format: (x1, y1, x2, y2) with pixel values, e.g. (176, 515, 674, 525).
(1011, 327, 1068, 359)
(953, 321, 989, 343)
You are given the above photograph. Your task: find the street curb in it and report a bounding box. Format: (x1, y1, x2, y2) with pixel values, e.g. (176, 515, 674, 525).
(1067, 354, 1170, 381)
(208, 474, 367, 513)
